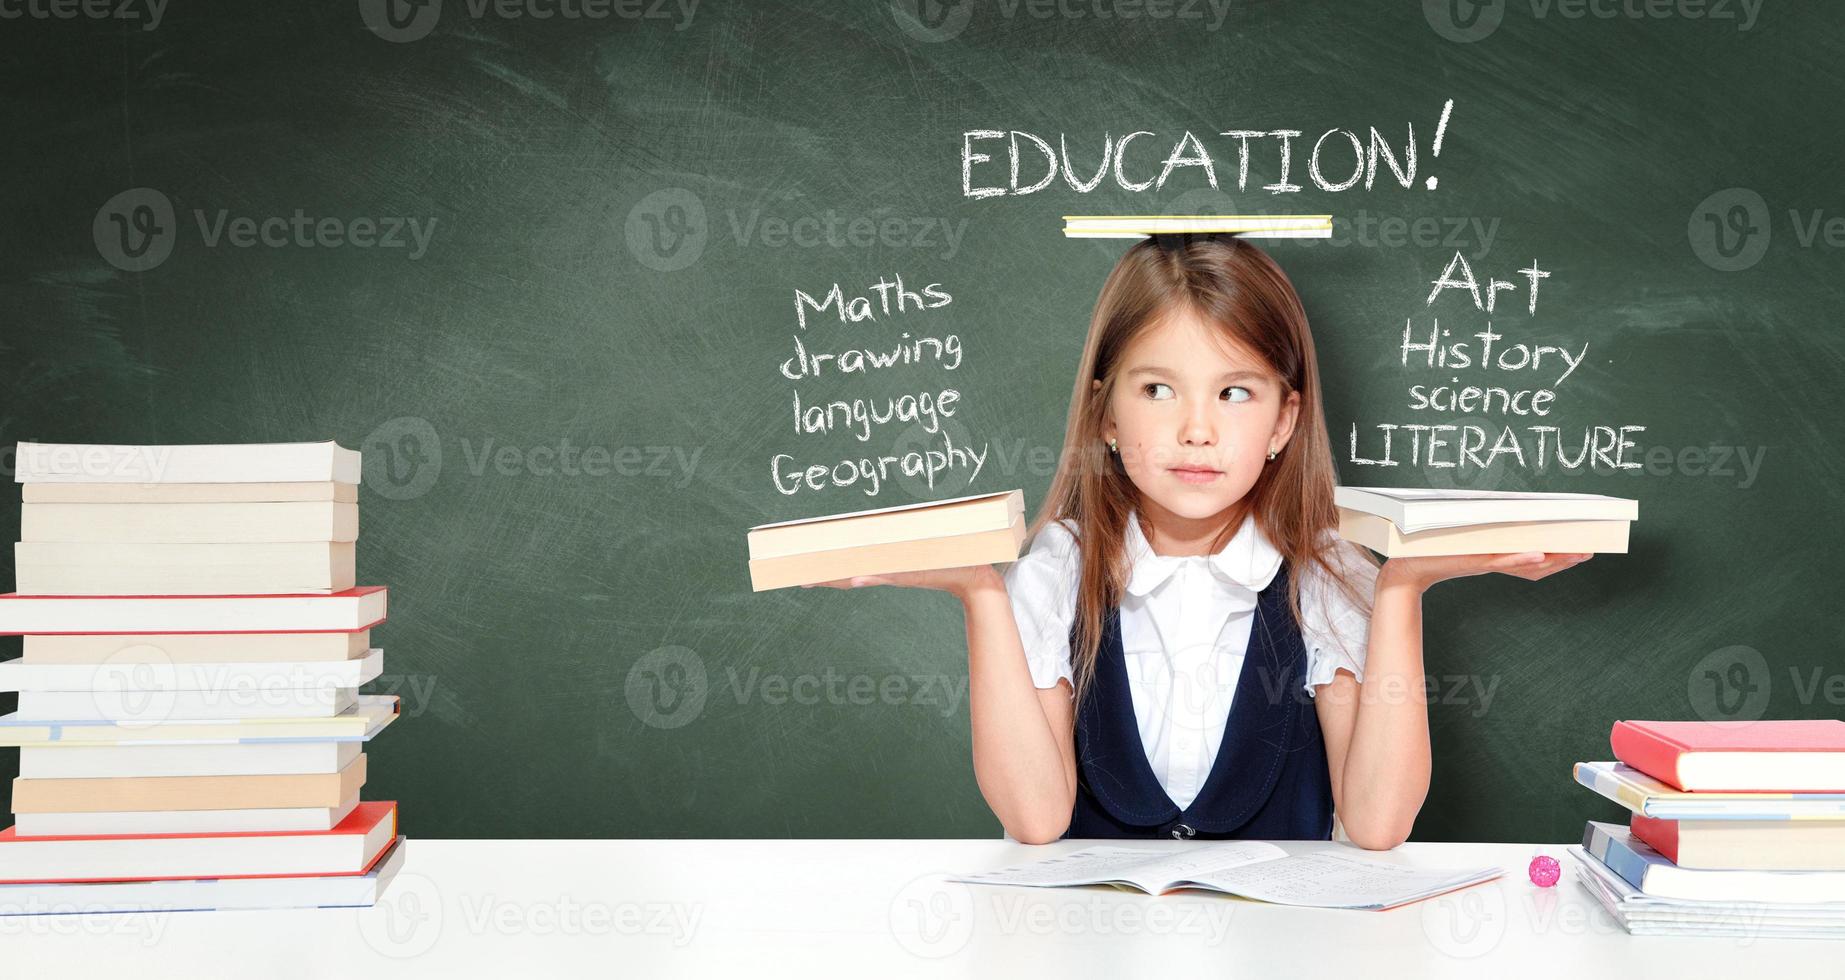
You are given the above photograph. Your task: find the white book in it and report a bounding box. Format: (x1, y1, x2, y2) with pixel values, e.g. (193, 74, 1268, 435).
(0, 587, 386, 634)
(0, 802, 395, 882)
(1333, 486, 1639, 533)
(19, 740, 363, 779)
(0, 836, 405, 915)
(951, 842, 1501, 911)
(21, 501, 359, 543)
(13, 540, 355, 595)
(23, 481, 357, 504)
(14, 796, 361, 837)
(12, 442, 361, 485)
(16, 687, 359, 722)
(0, 695, 400, 748)
(23, 630, 371, 664)
(0, 648, 384, 692)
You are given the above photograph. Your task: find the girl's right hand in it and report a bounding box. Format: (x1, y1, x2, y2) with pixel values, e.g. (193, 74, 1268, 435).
(802, 564, 999, 602)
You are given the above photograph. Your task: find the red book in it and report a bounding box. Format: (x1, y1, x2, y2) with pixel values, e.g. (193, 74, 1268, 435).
(0, 801, 397, 884)
(1611, 719, 1845, 792)
(0, 586, 387, 635)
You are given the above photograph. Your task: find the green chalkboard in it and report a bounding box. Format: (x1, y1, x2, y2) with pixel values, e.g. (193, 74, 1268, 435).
(2, 0, 1841, 843)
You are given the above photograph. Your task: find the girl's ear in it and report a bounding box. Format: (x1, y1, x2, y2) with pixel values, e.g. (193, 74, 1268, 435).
(1270, 389, 1302, 455)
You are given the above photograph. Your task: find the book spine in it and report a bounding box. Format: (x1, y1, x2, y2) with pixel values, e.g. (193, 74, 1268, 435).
(1628, 813, 1680, 864)
(1610, 722, 1688, 790)
(1585, 823, 1654, 893)
(1573, 762, 1647, 815)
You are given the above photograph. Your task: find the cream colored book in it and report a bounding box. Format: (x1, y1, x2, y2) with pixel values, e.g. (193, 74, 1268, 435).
(747, 490, 1027, 591)
(13, 797, 360, 836)
(12, 441, 360, 485)
(23, 482, 357, 504)
(0, 694, 399, 748)
(24, 630, 371, 664)
(13, 541, 356, 595)
(1337, 508, 1630, 557)
(12, 755, 367, 813)
(22, 501, 358, 543)
(18, 741, 363, 780)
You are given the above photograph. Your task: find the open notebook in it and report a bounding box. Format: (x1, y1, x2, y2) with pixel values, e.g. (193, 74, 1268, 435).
(951, 842, 1500, 911)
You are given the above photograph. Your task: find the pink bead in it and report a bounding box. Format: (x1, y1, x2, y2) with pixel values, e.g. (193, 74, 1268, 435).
(1528, 855, 1561, 888)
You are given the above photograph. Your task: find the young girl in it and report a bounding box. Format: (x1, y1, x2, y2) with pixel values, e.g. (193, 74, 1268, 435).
(810, 235, 1588, 847)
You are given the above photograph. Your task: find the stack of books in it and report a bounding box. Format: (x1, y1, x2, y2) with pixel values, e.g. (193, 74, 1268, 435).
(1571, 719, 1845, 938)
(747, 489, 1026, 591)
(0, 441, 404, 914)
(1334, 487, 1638, 556)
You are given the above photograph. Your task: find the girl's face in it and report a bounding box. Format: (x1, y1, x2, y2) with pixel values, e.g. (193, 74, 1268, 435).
(1095, 306, 1301, 526)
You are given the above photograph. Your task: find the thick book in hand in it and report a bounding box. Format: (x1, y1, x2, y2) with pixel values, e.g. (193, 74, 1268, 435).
(1336, 509, 1629, 557)
(0, 801, 396, 884)
(1334, 487, 1636, 556)
(1572, 761, 1845, 820)
(1611, 719, 1845, 792)
(0, 587, 388, 635)
(746, 489, 1026, 591)
(950, 842, 1500, 911)
(12, 442, 361, 485)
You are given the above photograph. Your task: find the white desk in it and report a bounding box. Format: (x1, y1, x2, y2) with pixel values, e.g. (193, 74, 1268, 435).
(0, 838, 1831, 978)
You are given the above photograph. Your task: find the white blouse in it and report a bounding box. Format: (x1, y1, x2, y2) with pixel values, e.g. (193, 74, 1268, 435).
(1002, 510, 1377, 810)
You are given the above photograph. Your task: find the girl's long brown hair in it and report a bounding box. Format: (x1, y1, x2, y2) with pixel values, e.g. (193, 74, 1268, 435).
(1034, 234, 1371, 708)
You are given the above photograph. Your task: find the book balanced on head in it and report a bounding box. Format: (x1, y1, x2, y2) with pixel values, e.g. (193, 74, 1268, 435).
(1333, 486, 1638, 557)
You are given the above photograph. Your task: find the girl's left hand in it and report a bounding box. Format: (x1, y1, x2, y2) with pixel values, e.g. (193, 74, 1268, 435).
(1379, 552, 1592, 593)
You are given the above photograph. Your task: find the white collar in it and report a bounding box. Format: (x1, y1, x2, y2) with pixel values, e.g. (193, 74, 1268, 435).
(1122, 508, 1284, 598)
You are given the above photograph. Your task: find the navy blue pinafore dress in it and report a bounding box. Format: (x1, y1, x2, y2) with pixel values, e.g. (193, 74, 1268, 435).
(1064, 562, 1336, 841)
